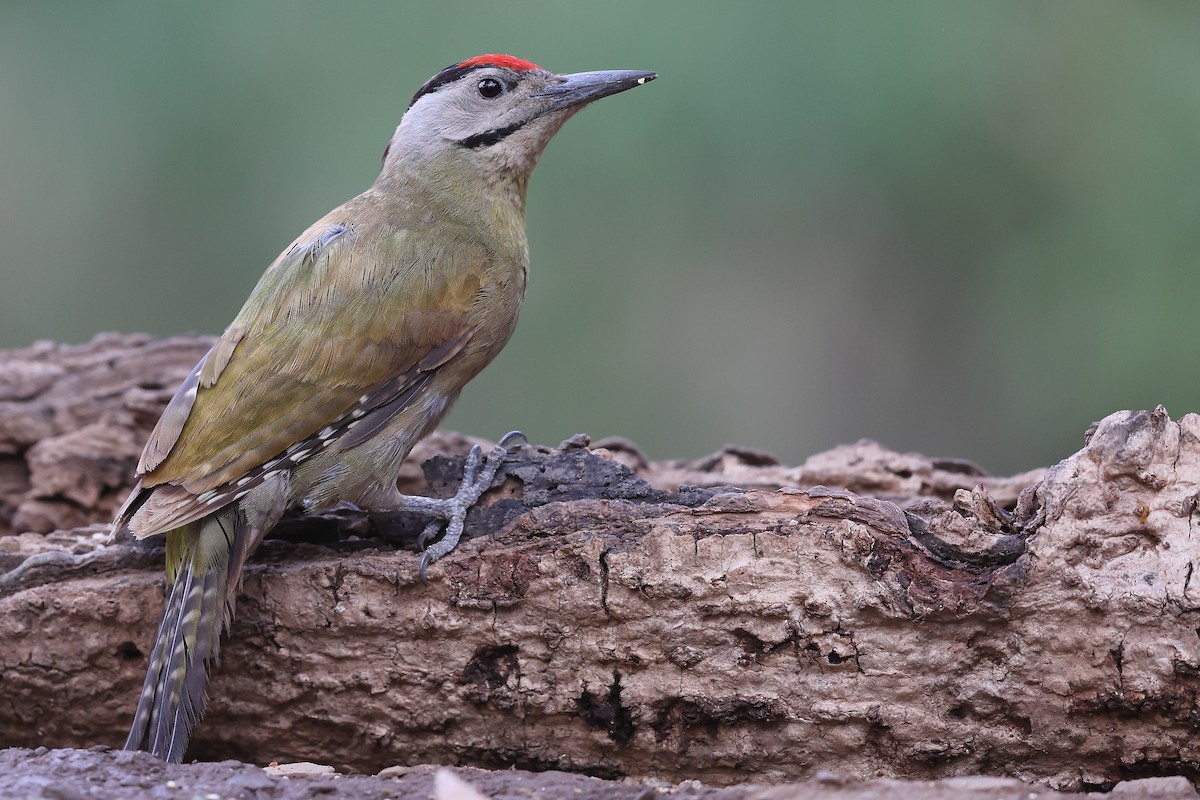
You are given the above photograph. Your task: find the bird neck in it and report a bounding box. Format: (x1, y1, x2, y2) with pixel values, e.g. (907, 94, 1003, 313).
(373, 152, 530, 265)
(379, 147, 527, 212)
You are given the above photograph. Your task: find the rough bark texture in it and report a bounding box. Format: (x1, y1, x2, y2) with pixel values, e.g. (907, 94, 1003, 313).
(1, 334, 1198, 797)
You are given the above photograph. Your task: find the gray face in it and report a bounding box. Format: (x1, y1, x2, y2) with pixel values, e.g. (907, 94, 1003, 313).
(387, 64, 656, 180)
(406, 66, 558, 147)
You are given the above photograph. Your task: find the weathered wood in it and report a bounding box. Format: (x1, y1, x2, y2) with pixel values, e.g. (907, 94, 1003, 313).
(0, 335, 1196, 792)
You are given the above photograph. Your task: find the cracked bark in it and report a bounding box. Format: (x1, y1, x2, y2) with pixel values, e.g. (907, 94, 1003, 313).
(1, 334, 1198, 794)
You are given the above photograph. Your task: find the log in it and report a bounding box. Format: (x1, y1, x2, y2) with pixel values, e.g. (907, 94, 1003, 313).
(0, 334, 1197, 793)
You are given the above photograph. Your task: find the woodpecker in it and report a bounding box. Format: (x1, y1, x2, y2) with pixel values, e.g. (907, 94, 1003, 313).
(116, 54, 656, 763)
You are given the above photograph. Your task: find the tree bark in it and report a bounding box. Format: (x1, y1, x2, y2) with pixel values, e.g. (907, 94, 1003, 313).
(0, 334, 1197, 792)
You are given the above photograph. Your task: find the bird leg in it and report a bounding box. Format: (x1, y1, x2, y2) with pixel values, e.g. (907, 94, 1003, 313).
(401, 430, 525, 582)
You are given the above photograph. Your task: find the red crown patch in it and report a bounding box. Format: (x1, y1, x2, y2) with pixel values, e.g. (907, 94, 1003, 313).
(458, 54, 542, 72)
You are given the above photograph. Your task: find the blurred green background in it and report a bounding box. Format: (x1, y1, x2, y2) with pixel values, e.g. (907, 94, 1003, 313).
(2, 1, 1198, 476)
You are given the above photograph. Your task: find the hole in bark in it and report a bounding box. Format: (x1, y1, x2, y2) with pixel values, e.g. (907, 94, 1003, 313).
(115, 642, 143, 662)
(827, 651, 844, 664)
(567, 554, 592, 580)
(732, 629, 766, 662)
(463, 645, 520, 706)
(1115, 756, 1200, 788)
(576, 672, 635, 744)
(947, 705, 967, 720)
(1081, 779, 1118, 792)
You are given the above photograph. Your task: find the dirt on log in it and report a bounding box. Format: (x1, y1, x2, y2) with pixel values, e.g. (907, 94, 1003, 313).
(0, 334, 1198, 795)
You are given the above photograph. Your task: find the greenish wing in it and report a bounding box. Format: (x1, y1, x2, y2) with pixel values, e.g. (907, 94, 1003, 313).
(130, 219, 488, 535)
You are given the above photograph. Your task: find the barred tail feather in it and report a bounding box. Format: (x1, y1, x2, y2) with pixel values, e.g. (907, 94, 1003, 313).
(124, 508, 247, 762)
(123, 533, 193, 753)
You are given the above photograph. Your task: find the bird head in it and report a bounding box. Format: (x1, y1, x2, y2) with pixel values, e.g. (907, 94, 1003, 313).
(381, 55, 656, 188)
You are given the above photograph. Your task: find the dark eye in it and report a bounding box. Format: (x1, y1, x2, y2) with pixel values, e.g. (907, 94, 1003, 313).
(477, 78, 503, 99)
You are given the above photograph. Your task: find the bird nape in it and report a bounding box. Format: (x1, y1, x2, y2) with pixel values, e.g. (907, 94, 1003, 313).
(115, 54, 656, 763)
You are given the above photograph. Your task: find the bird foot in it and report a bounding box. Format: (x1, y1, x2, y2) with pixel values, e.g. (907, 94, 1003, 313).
(402, 431, 525, 583)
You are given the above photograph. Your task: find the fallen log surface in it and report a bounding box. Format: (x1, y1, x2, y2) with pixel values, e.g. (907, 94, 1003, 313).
(1, 334, 1198, 795)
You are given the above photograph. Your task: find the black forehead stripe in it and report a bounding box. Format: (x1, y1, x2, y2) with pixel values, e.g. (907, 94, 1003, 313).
(409, 63, 473, 108)
(457, 120, 526, 149)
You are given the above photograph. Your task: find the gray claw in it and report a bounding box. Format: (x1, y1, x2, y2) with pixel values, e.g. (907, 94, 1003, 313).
(498, 430, 527, 448)
(461, 444, 483, 485)
(417, 519, 442, 549)
(409, 431, 525, 583)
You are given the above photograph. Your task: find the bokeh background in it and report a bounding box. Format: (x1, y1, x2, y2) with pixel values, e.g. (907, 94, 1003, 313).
(2, 1, 1198, 476)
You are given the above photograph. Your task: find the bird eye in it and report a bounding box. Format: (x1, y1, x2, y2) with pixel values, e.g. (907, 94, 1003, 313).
(477, 78, 504, 99)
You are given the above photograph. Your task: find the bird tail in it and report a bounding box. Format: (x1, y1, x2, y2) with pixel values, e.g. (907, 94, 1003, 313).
(124, 506, 248, 762)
